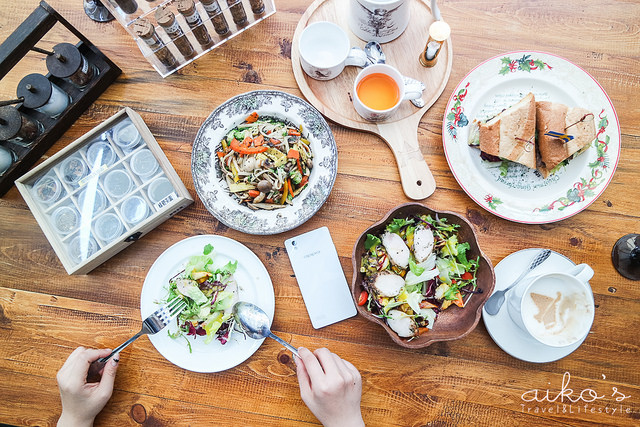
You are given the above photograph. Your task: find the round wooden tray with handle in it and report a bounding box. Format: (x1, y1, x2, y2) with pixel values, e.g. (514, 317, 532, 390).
(291, 0, 452, 200)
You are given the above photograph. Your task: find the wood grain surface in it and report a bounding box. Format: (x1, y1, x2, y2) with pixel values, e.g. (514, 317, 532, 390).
(1, 0, 639, 426)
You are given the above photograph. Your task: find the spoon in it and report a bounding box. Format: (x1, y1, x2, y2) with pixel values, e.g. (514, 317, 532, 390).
(364, 41, 386, 65)
(484, 249, 552, 316)
(233, 302, 299, 357)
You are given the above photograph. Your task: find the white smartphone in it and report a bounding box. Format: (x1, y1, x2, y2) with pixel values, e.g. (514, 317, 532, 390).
(285, 226, 357, 329)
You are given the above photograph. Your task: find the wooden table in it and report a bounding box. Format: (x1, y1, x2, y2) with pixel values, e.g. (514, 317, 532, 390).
(1, 0, 639, 425)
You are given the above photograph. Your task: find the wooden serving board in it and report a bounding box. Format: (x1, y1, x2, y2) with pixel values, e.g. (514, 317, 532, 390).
(291, 0, 452, 200)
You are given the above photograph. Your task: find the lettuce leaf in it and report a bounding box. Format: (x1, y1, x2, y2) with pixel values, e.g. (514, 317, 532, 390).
(365, 234, 381, 251)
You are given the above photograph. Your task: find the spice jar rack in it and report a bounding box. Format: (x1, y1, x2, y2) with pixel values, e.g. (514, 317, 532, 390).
(0, 1, 121, 197)
(101, 0, 276, 77)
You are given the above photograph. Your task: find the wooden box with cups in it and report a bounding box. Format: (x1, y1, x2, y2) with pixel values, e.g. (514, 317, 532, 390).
(15, 107, 193, 275)
(100, 0, 276, 78)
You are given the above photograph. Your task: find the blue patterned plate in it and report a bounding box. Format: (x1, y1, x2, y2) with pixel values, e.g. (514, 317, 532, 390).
(192, 90, 337, 234)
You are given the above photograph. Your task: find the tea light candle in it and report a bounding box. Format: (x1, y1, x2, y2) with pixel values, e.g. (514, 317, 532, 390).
(0, 105, 43, 146)
(17, 74, 71, 118)
(419, 20, 451, 67)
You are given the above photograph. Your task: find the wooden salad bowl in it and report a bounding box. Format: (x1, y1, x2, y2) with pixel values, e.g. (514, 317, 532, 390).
(351, 203, 495, 348)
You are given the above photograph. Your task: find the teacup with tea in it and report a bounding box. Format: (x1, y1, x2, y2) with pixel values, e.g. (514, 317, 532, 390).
(507, 263, 595, 347)
(352, 63, 423, 122)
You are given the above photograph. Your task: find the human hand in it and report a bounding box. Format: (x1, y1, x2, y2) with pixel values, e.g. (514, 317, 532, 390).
(56, 347, 120, 427)
(294, 347, 364, 427)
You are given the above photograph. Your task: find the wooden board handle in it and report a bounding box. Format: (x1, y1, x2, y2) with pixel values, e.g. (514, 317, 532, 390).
(377, 121, 436, 200)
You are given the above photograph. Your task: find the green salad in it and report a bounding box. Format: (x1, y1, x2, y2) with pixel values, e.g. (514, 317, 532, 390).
(358, 214, 481, 339)
(165, 243, 239, 351)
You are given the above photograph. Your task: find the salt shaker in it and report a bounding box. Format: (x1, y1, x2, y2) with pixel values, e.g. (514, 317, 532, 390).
(419, 20, 451, 67)
(0, 105, 43, 147)
(17, 74, 71, 119)
(176, 0, 213, 48)
(155, 6, 195, 59)
(133, 18, 177, 69)
(200, 0, 229, 35)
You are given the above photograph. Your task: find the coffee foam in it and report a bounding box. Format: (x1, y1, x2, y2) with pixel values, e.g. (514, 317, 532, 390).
(521, 275, 593, 347)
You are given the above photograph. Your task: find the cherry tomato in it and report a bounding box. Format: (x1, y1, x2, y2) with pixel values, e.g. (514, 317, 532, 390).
(461, 272, 473, 281)
(357, 291, 368, 306)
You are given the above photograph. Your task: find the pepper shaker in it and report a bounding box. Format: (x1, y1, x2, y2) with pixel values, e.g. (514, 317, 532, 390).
(44, 43, 99, 89)
(17, 74, 71, 119)
(155, 6, 195, 59)
(227, 0, 247, 26)
(133, 18, 177, 69)
(200, 0, 229, 35)
(0, 106, 44, 146)
(176, 0, 213, 48)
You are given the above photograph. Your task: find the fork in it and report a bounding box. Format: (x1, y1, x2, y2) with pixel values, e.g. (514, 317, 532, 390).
(87, 297, 187, 382)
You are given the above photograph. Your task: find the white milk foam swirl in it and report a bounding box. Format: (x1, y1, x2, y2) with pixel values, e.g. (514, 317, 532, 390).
(521, 275, 593, 347)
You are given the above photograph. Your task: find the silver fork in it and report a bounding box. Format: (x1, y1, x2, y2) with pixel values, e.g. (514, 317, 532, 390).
(87, 297, 187, 382)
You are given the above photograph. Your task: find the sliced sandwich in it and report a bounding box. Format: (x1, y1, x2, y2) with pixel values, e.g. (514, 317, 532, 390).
(536, 101, 596, 177)
(476, 92, 537, 169)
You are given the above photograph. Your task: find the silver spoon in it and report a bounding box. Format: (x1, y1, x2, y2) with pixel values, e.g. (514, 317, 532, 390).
(364, 41, 386, 65)
(484, 249, 552, 316)
(233, 302, 299, 357)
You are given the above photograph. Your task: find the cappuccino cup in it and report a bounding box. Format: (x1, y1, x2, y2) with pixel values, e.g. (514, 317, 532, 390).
(299, 21, 368, 81)
(352, 63, 423, 122)
(507, 263, 595, 347)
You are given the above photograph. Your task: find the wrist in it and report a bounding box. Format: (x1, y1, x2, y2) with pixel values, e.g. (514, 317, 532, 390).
(322, 413, 365, 427)
(58, 411, 94, 427)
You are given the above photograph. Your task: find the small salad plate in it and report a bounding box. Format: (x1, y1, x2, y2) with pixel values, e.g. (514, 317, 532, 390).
(140, 235, 275, 373)
(482, 248, 589, 363)
(191, 90, 338, 235)
(442, 51, 621, 223)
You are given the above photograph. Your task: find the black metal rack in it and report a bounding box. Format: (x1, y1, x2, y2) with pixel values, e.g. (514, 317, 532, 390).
(0, 0, 121, 196)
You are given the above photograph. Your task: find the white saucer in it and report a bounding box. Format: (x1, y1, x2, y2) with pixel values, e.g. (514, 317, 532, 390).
(482, 248, 590, 363)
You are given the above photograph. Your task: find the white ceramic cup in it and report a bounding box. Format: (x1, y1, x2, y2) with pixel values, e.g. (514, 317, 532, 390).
(349, 0, 409, 43)
(507, 263, 595, 348)
(352, 63, 423, 122)
(299, 21, 368, 80)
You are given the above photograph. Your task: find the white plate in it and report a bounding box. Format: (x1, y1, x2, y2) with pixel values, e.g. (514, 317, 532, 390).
(191, 90, 338, 235)
(442, 51, 621, 223)
(140, 235, 275, 373)
(482, 248, 590, 363)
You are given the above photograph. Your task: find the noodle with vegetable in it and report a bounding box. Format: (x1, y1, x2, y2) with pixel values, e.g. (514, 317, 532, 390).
(216, 112, 313, 210)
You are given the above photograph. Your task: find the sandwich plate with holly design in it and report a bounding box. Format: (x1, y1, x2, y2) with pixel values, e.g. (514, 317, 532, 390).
(442, 51, 620, 224)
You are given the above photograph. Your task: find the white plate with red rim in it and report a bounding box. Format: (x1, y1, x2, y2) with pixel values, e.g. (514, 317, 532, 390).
(482, 248, 591, 363)
(140, 235, 275, 373)
(442, 51, 621, 223)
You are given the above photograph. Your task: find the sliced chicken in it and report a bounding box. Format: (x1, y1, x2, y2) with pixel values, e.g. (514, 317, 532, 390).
(386, 309, 418, 338)
(413, 226, 435, 263)
(370, 271, 405, 297)
(381, 232, 410, 269)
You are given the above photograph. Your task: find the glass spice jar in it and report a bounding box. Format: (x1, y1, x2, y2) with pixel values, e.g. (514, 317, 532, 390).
(176, 0, 213, 48)
(200, 0, 229, 35)
(155, 6, 195, 59)
(133, 18, 177, 69)
(17, 74, 70, 119)
(227, 0, 247, 26)
(0, 106, 43, 147)
(46, 43, 98, 89)
(249, 0, 264, 14)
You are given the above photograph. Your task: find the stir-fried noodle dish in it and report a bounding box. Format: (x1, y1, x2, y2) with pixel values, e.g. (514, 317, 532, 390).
(216, 112, 313, 210)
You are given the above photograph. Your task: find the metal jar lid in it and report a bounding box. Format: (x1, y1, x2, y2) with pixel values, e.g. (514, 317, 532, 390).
(17, 74, 52, 109)
(46, 43, 83, 78)
(0, 106, 22, 141)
